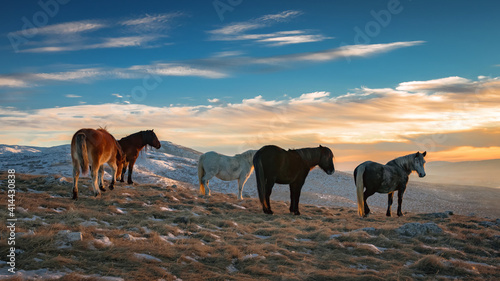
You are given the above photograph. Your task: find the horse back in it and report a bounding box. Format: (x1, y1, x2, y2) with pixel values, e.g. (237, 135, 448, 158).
(254, 145, 307, 184)
(359, 161, 407, 193)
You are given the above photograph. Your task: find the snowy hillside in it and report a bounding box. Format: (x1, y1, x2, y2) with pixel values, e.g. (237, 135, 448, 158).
(1, 142, 499, 217)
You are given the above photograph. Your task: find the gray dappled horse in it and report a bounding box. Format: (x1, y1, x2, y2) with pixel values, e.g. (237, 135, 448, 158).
(354, 151, 427, 217)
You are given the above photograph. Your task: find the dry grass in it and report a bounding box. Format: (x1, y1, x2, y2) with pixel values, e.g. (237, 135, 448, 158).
(0, 172, 499, 281)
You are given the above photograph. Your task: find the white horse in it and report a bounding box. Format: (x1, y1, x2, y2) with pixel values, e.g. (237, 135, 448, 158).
(198, 150, 257, 200)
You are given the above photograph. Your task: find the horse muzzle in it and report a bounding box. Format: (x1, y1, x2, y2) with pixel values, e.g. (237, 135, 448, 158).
(418, 172, 426, 178)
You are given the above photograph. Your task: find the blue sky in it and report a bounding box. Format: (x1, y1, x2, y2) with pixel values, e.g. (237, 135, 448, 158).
(1, 0, 500, 169)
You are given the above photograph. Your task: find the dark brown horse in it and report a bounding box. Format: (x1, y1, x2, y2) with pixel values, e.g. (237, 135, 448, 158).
(71, 128, 124, 200)
(118, 130, 161, 184)
(253, 145, 335, 215)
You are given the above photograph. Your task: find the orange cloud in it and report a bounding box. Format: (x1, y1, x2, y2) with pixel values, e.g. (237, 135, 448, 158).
(1, 76, 499, 167)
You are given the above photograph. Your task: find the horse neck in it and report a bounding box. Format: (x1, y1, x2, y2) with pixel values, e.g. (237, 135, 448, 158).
(387, 154, 414, 175)
(296, 148, 321, 168)
(125, 132, 147, 149)
(237, 150, 255, 164)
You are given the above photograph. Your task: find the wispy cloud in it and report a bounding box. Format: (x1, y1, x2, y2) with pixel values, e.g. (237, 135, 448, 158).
(65, 94, 81, 98)
(209, 10, 331, 46)
(2, 76, 499, 166)
(252, 41, 425, 64)
(10, 13, 181, 53)
(0, 62, 227, 88)
(0, 41, 422, 87)
(396, 76, 475, 92)
(12, 20, 105, 36)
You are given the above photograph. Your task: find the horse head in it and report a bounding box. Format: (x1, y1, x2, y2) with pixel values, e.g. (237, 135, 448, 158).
(414, 151, 427, 177)
(318, 145, 335, 175)
(144, 130, 161, 149)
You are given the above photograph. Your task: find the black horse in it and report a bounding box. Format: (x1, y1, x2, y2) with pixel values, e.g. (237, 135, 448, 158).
(354, 151, 427, 217)
(253, 145, 335, 215)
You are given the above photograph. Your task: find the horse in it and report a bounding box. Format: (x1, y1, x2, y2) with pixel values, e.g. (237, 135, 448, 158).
(253, 145, 335, 215)
(71, 128, 125, 200)
(354, 151, 427, 217)
(118, 130, 161, 184)
(198, 150, 257, 200)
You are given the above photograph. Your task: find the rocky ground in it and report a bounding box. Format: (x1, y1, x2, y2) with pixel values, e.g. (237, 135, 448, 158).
(0, 173, 499, 280)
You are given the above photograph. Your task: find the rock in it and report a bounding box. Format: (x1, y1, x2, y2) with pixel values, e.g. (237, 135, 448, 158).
(55, 230, 82, 248)
(422, 211, 454, 219)
(173, 216, 190, 224)
(479, 221, 496, 227)
(80, 220, 99, 227)
(396, 222, 443, 237)
(133, 253, 162, 262)
(122, 233, 147, 242)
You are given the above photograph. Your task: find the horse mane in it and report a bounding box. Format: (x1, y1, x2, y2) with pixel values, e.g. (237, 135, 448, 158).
(295, 147, 322, 167)
(235, 149, 256, 162)
(386, 153, 416, 173)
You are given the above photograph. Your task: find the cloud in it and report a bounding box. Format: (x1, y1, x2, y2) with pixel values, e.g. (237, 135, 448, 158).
(0, 62, 227, 88)
(9, 13, 181, 53)
(2, 76, 499, 168)
(0, 77, 29, 88)
(251, 41, 425, 65)
(129, 63, 228, 79)
(396, 76, 475, 92)
(12, 20, 105, 36)
(65, 94, 81, 98)
(208, 10, 330, 46)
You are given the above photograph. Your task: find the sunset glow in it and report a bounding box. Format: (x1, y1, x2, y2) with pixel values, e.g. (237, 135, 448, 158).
(1, 1, 499, 171)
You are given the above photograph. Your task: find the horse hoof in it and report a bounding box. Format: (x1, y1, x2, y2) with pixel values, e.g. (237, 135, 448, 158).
(294, 211, 300, 216)
(72, 195, 78, 200)
(108, 185, 114, 191)
(264, 209, 273, 215)
(386, 213, 392, 217)
(127, 180, 134, 185)
(99, 186, 106, 192)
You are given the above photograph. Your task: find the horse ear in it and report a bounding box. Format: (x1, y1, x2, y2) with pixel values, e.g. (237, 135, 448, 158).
(319, 144, 323, 148)
(415, 152, 420, 157)
(423, 151, 427, 157)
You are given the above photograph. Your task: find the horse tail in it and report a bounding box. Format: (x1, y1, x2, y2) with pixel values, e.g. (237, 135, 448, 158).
(198, 154, 206, 194)
(354, 163, 366, 217)
(253, 153, 268, 209)
(76, 133, 89, 175)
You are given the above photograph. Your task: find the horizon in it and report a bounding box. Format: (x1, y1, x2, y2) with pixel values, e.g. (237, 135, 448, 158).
(1, 0, 499, 170)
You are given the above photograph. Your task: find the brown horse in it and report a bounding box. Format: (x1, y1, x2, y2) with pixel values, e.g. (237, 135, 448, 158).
(118, 130, 161, 184)
(71, 128, 125, 200)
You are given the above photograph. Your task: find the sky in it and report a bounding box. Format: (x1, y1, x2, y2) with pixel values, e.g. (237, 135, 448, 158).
(1, 0, 499, 171)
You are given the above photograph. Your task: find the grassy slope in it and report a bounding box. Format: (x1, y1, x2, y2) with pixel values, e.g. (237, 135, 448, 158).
(0, 173, 499, 281)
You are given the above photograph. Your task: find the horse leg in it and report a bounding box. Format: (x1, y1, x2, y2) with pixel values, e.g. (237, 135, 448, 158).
(72, 162, 80, 200)
(386, 192, 394, 217)
(98, 166, 106, 192)
(363, 190, 375, 216)
(289, 181, 304, 215)
(108, 161, 117, 191)
(263, 181, 275, 215)
(120, 161, 128, 183)
(200, 173, 212, 196)
(127, 158, 137, 184)
(91, 163, 100, 197)
(237, 178, 244, 200)
(397, 190, 405, 217)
